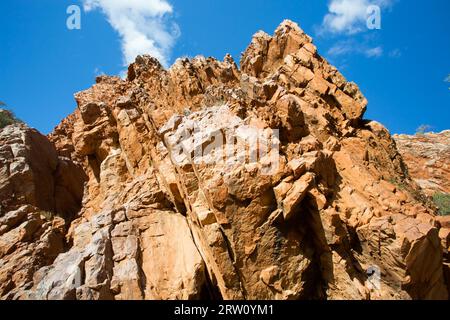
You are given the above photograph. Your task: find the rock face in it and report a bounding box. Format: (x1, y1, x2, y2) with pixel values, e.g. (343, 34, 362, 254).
(0, 124, 86, 299)
(393, 130, 450, 289)
(394, 131, 450, 196)
(1, 20, 449, 300)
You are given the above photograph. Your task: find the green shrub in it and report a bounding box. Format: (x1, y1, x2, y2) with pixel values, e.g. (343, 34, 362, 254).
(0, 108, 21, 129)
(433, 193, 450, 216)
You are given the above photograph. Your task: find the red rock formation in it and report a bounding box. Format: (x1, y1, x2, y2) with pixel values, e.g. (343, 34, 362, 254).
(394, 130, 450, 292)
(394, 131, 450, 196)
(0, 20, 448, 300)
(0, 124, 86, 299)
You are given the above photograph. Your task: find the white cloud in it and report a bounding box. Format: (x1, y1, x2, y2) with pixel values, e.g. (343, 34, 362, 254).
(83, 0, 179, 67)
(321, 0, 394, 34)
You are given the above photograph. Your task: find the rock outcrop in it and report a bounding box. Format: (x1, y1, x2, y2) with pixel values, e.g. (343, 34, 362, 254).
(0, 20, 449, 300)
(393, 130, 450, 290)
(394, 131, 450, 196)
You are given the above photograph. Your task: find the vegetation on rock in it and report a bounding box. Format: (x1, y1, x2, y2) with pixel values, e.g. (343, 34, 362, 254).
(0, 107, 22, 129)
(415, 124, 432, 135)
(433, 193, 450, 216)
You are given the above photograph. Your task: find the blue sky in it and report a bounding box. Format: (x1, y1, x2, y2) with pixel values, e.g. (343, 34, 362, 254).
(0, 0, 449, 134)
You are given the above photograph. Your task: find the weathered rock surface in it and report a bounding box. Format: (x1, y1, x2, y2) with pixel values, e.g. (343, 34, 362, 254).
(0, 20, 449, 300)
(394, 131, 450, 196)
(0, 124, 86, 299)
(393, 130, 450, 292)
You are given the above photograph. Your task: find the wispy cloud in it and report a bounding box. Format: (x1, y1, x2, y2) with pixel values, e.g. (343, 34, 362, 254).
(320, 0, 394, 35)
(365, 46, 383, 57)
(94, 67, 106, 76)
(327, 41, 353, 56)
(82, 0, 180, 67)
(388, 48, 402, 58)
(327, 40, 383, 58)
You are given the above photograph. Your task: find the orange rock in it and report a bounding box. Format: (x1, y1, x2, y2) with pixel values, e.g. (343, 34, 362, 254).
(0, 19, 448, 300)
(394, 131, 450, 196)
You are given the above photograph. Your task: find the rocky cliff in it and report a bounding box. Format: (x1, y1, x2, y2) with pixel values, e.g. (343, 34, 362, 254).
(0, 20, 449, 300)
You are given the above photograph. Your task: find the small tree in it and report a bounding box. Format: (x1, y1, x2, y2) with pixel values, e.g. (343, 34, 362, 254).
(0, 108, 22, 129)
(415, 124, 432, 135)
